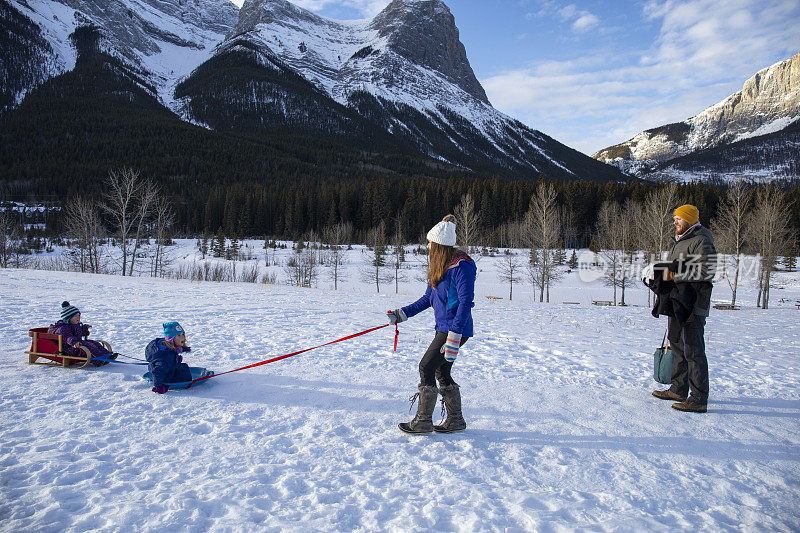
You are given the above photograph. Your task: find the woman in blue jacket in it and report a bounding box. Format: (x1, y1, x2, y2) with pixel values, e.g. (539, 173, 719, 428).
(388, 215, 476, 434)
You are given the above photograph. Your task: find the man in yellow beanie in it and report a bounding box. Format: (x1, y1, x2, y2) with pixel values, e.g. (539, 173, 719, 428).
(649, 204, 716, 413)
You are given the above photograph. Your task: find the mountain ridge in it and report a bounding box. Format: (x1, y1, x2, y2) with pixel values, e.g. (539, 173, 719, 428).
(593, 50, 800, 181)
(176, 0, 623, 180)
(2, 0, 625, 182)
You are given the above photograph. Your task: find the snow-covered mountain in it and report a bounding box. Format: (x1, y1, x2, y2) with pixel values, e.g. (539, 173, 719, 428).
(1, 0, 624, 181)
(593, 51, 800, 181)
(174, 0, 621, 179)
(2, 0, 238, 106)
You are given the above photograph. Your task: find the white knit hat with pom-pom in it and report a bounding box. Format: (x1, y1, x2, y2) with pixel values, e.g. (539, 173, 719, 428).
(426, 216, 457, 246)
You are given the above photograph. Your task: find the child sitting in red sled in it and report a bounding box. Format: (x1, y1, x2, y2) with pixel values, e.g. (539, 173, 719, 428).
(48, 302, 117, 366)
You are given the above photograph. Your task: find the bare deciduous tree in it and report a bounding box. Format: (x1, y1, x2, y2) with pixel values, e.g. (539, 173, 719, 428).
(559, 205, 580, 250)
(100, 168, 157, 276)
(454, 193, 479, 252)
(63, 196, 106, 273)
(284, 244, 318, 287)
(498, 220, 525, 301)
(127, 180, 157, 276)
(617, 200, 640, 306)
(391, 215, 406, 294)
(0, 210, 18, 268)
(524, 183, 561, 302)
(747, 183, 795, 309)
(710, 178, 751, 306)
(361, 221, 393, 293)
(636, 183, 679, 263)
(596, 199, 637, 305)
(323, 221, 352, 290)
(151, 196, 174, 278)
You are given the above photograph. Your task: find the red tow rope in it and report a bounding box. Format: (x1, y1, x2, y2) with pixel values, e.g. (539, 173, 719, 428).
(190, 323, 397, 386)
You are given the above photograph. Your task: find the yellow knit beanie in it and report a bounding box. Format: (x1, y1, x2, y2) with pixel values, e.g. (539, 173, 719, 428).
(674, 204, 699, 226)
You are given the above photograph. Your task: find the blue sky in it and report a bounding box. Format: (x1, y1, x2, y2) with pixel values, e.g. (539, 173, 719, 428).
(228, 0, 800, 155)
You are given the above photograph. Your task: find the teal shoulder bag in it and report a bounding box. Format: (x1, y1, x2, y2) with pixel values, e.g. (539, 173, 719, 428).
(653, 330, 673, 384)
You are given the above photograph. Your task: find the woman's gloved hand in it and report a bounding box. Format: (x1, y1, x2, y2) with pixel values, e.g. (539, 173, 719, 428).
(387, 309, 407, 325)
(440, 331, 462, 362)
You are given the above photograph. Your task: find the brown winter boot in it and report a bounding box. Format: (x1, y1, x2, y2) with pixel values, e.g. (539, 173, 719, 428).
(433, 384, 467, 433)
(399, 384, 438, 434)
(671, 397, 707, 413)
(652, 388, 687, 402)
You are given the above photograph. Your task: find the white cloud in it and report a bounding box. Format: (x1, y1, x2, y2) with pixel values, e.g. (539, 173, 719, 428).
(483, 0, 800, 154)
(554, 3, 601, 33)
(571, 13, 600, 32)
(524, 2, 601, 33)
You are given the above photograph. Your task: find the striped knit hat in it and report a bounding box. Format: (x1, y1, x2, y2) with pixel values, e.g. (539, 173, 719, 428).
(60, 301, 80, 322)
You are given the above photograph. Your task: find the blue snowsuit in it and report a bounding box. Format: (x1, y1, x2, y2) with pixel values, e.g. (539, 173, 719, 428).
(145, 338, 192, 388)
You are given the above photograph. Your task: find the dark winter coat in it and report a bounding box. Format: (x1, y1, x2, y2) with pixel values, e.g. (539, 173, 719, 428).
(145, 338, 192, 388)
(47, 321, 110, 357)
(402, 252, 476, 337)
(647, 269, 698, 342)
(665, 224, 716, 317)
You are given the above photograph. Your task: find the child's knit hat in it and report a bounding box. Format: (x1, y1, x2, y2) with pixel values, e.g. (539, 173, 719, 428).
(60, 301, 80, 322)
(163, 321, 184, 338)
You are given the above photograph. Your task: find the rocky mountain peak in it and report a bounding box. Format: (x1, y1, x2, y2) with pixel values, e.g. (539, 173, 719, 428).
(593, 50, 800, 176)
(236, 0, 326, 33)
(369, 0, 488, 103)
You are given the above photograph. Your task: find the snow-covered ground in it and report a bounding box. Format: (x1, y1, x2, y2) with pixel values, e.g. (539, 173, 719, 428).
(1, 246, 800, 531)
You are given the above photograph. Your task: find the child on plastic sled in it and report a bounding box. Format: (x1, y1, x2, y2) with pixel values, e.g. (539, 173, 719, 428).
(146, 322, 211, 393)
(48, 302, 118, 366)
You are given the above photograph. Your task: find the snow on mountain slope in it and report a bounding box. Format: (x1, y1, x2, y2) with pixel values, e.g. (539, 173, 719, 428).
(594, 51, 800, 177)
(1, 263, 799, 530)
(231, 0, 544, 162)
(177, 0, 623, 179)
(734, 114, 800, 142)
(5, 0, 624, 180)
(7, 0, 238, 104)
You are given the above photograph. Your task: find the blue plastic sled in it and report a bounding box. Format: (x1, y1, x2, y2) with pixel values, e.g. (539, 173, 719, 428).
(142, 366, 214, 390)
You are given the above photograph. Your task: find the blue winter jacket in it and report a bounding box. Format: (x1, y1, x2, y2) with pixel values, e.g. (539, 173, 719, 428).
(402, 253, 476, 337)
(145, 338, 192, 388)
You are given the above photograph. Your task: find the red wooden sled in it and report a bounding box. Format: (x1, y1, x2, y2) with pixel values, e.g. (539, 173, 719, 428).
(25, 327, 112, 368)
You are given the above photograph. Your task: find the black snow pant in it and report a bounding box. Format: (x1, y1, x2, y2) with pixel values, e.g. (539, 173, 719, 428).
(419, 331, 468, 387)
(668, 314, 709, 402)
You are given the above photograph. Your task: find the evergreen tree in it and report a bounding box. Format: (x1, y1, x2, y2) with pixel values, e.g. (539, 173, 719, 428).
(227, 234, 240, 261)
(553, 243, 567, 265)
(213, 227, 226, 258)
(568, 250, 578, 269)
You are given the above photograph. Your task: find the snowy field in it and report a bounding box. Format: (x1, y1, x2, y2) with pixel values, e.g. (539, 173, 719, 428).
(1, 245, 800, 531)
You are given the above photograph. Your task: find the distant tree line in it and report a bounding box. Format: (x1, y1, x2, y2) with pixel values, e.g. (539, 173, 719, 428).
(10, 169, 800, 253)
(161, 175, 741, 246)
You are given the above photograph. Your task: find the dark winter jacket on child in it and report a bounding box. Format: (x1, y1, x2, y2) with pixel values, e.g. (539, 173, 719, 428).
(145, 338, 192, 388)
(47, 321, 111, 358)
(402, 252, 476, 337)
